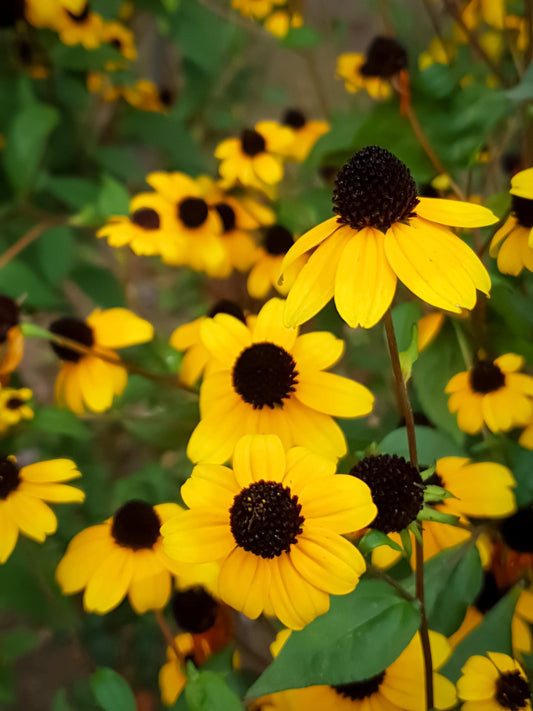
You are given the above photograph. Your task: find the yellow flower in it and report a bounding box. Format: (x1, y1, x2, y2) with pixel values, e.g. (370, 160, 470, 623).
(87, 71, 121, 102)
(419, 37, 456, 70)
(490, 168, 533, 276)
(278, 109, 329, 161)
(215, 122, 293, 191)
(417, 311, 445, 351)
(264, 9, 303, 38)
(50, 308, 154, 414)
(247, 225, 306, 299)
(97, 192, 178, 256)
(0, 457, 84, 564)
(122, 79, 167, 112)
(187, 298, 374, 463)
(446, 354, 533, 435)
(159, 639, 187, 707)
(56, 501, 195, 614)
(162, 434, 377, 629)
(231, 0, 284, 20)
(100, 21, 137, 65)
(0, 387, 33, 434)
(461, 0, 506, 30)
(53, 4, 104, 49)
(253, 630, 456, 710)
(281, 146, 496, 330)
(336, 37, 408, 100)
(0, 296, 23, 378)
(457, 652, 531, 711)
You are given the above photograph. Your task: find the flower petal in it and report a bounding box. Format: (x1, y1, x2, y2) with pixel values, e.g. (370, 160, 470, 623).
(296, 371, 374, 418)
(282, 398, 347, 459)
(252, 298, 298, 352)
(161, 510, 234, 563)
(181, 464, 238, 510)
(416, 197, 498, 227)
(232, 434, 286, 489)
(268, 554, 329, 630)
(200, 315, 251, 367)
(291, 332, 345, 371)
(128, 552, 171, 613)
(280, 216, 340, 274)
(20, 459, 80, 483)
(88, 308, 154, 348)
(218, 547, 270, 619)
(0, 505, 18, 563)
(83, 547, 135, 614)
(7, 492, 57, 541)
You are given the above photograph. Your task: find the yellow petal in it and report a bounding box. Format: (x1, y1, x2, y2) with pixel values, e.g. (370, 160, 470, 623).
(7, 492, 57, 541)
(510, 167, 533, 199)
(232, 434, 286, 489)
(161, 510, 234, 563)
(200, 314, 251, 367)
(253, 153, 283, 185)
(296, 371, 374, 418)
(20, 459, 80, 483)
(280, 216, 340, 275)
(87, 308, 154, 348)
(83, 547, 135, 614)
(282, 398, 347, 459)
(0, 505, 18, 563)
(291, 332, 345, 371)
(181, 463, 237, 510)
(218, 547, 270, 619)
(128, 552, 171, 613)
(283, 447, 337, 492)
(18, 481, 85, 503)
(186, 404, 246, 464)
(252, 298, 298, 352)
(416, 197, 498, 227)
(494, 353, 524, 373)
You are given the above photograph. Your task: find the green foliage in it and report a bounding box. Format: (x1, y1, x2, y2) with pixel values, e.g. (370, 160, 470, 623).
(91, 669, 136, 711)
(185, 666, 243, 711)
(379, 426, 464, 464)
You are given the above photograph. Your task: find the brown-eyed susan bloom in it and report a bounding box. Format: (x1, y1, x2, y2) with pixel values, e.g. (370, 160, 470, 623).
(336, 37, 408, 100)
(247, 225, 306, 299)
(0, 296, 23, 378)
(253, 630, 456, 711)
(279, 109, 329, 162)
(52, 3, 104, 49)
(215, 122, 293, 191)
(56, 501, 193, 614)
(0, 457, 84, 564)
(457, 652, 531, 711)
(186, 298, 374, 464)
(162, 434, 377, 630)
(490, 168, 533, 276)
(281, 146, 497, 330)
(446, 354, 533, 435)
(0, 387, 33, 434)
(50, 308, 153, 414)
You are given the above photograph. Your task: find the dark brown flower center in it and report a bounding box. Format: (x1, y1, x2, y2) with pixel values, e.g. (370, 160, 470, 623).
(215, 203, 237, 233)
(67, 3, 90, 22)
(360, 36, 408, 78)
(171, 587, 218, 633)
(350, 454, 424, 533)
(110, 38, 122, 51)
(0, 296, 20, 344)
(230, 480, 304, 558)
(232, 342, 298, 409)
(501, 508, 533, 553)
(495, 671, 531, 710)
(159, 88, 174, 106)
(333, 672, 386, 700)
(131, 207, 160, 230)
(264, 225, 294, 255)
(178, 198, 209, 228)
(111, 500, 161, 550)
(333, 146, 419, 232)
(512, 195, 533, 229)
(0, 0, 25, 27)
(0, 458, 20, 499)
(208, 300, 246, 323)
(282, 108, 306, 129)
(6, 397, 24, 410)
(49, 317, 94, 363)
(470, 360, 505, 394)
(241, 129, 266, 157)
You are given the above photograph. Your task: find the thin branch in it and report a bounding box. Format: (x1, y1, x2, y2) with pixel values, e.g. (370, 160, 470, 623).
(155, 610, 185, 667)
(0, 217, 67, 270)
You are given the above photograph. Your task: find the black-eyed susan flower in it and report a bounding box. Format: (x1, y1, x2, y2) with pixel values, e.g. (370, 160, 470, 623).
(279, 109, 329, 162)
(215, 122, 293, 192)
(446, 354, 533, 435)
(231, 0, 284, 20)
(170, 301, 247, 388)
(457, 652, 531, 711)
(282, 146, 497, 329)
(52, 3, 104, 49)
(253, 630, 456, 710)
(336, 37, 408, 100)
(100, 20, 137, 65)
(50, 308, 153, 414)
(163, 434, 377, 629)
(56, 500, 196, 614)
(0, 457, 84, 564)
(122, 79, 167, 112)
(263, 8, 303, 38)
(0, 387, 33, 434)
(0, 296, 23, 379)
(247, 225, 306, 299)
(96, 193, 177, 256)
(490, 168, 533, 276)
(186, 298, 374, 463)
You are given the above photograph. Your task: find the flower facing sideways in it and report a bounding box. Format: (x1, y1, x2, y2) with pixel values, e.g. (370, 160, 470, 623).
(457, 652, 531, 711)
(281, 146, 497, 330)
(162, 434, 377, 630)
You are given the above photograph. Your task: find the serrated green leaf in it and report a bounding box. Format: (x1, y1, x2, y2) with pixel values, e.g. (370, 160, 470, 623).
(91, 668, 136, 711)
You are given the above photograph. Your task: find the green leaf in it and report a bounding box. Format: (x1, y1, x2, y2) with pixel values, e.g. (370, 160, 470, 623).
(72, 265, 125, 308)
(359, 530, 402, 555)
(0, 260, 62, 309)
(248, 580, 421, 696)
(91, 668, 136, 711)
(52, 689, 72, 711)
(30, 407, 91, 440)
(42, 175, 99, 211)
(0, 628, 38, 660)
(507, 443, 533, 507)
(506, 63, 533, 101)
(442, 587, 520, 682)
(399, 324, 419, 382)
(379, 426, 464, 466)
(4, 103, 59, 193)
(97, 176, 130, 218)
(391, 302, 422, 351)
(280, 26, 322, 48)
(417, 507, 459, 525)
(422, 485, 455, 503)
(36, 225, 75, 282)
(185, 667, 243, 711)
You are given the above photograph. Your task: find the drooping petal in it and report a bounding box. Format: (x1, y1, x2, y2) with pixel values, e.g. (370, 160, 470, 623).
(128, 552, 171, 613)
(87, 308, 154, 348)
(181, 464, 238, 510)
(20, 459, 80, 483)
(7, 492, 57, 541)
(282, 398, 347, 460)
(83, 547, 135, 613)
(280, 216, 340, 274)
(18, 481, 85, 503)
(416, 197, 498, 227)
(218, 547, 271, 619)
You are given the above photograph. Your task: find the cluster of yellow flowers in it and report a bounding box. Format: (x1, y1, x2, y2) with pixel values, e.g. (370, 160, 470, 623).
(230, 0, 304, 39)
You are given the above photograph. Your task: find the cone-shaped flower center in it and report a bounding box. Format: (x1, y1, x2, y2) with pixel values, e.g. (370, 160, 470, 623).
(0, 296, 20, 343)
(230, 480, 304, 558)
(333, 146, 419, 232)
(241, 129, 266, 156)
(512, 195, 533, 228)
(171, 587, 218, 633)
(67, 3, 90, 22)
(350, 454, 424, 533)
(50, 317, 95, 363)
(333, 672, 386, 700)
(208, 299, 246, 323)
(496, 672, 531, 710)
(232, 342, 299, 409)
(131, 207, 160, 230)
(0, 458, 20, 499)
(6, 397, 24, 410)
(178, 198, 209, 228)
(283, 108, 307, 128)
(214, 203, 236, 232)
(111, 500, 161, 550)
(470, 360, 505, 394)
(501, 509, 533, 553)
(360, 36, 408, 78)
(264, 225, 294, 255)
